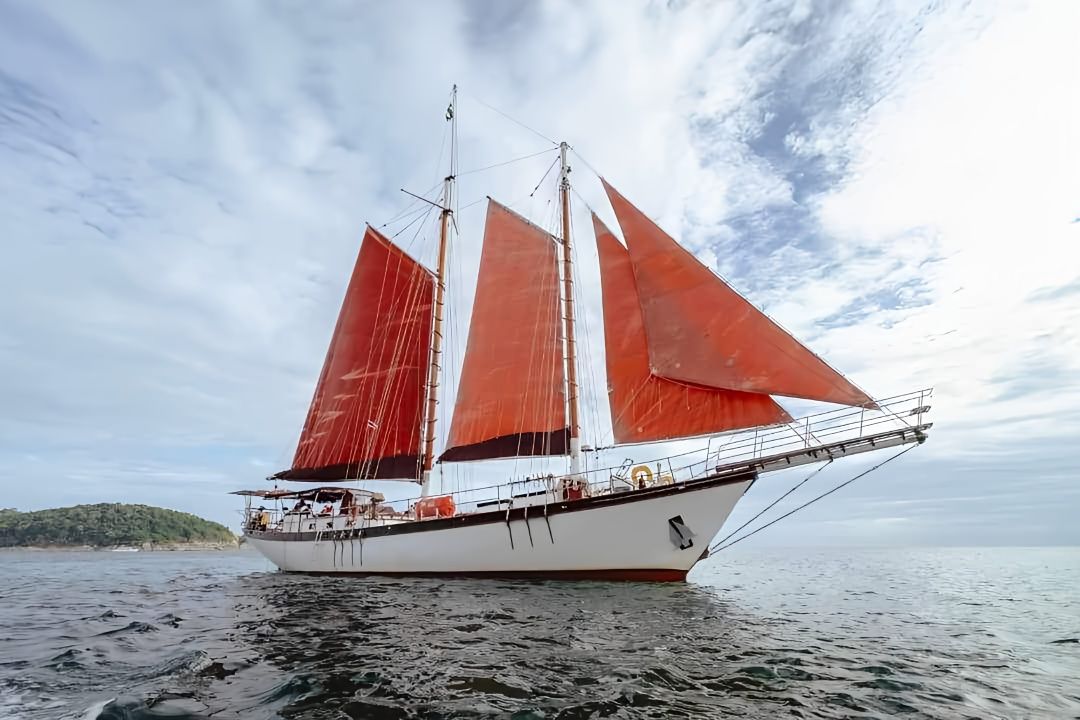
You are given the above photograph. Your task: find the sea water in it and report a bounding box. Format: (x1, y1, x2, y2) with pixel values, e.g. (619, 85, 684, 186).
(0, 547, 1077, 719)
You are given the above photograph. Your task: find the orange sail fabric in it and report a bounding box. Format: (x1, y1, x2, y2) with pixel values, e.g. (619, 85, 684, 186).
(276, 226, 434, 481)
(442, 200, 568, 461)
(595, 215, 792, 443)
(602, 180, 876, 408)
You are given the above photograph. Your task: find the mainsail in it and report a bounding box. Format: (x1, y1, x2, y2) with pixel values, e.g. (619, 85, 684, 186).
(441, 200, 569, 461)
(594, 215, 792, 443)
(602, 180, 875, 408)
(275, 226, 434, 481)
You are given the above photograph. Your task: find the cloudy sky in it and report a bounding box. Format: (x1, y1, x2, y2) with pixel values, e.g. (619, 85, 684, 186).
(1, 0, 1077, 545)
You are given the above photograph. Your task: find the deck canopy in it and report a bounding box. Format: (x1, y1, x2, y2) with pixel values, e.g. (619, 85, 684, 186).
(231, 487, 385, 502)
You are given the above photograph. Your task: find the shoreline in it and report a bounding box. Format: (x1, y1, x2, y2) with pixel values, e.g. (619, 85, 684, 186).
(0, 542, 247, 552)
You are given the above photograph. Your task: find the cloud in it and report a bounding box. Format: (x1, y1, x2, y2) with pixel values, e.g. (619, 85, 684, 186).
(0, 0, 1076, 545)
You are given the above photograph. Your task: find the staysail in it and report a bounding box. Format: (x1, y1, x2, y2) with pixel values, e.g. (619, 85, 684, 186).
(594, 215, 792, 443)
(441, 200, 569, 461)
(602, 180, 875, 408)
(275, 226, 435, 481)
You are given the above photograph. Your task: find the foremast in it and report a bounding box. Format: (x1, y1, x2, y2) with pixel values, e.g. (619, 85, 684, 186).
(558, 141, 582, 476)
(421, 85, 457, 496)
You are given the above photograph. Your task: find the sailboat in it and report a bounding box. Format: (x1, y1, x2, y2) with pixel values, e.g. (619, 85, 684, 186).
(236, 89, 932, 580)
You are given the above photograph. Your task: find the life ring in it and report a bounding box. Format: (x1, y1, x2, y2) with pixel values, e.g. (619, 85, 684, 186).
(630, 465, 653, 488)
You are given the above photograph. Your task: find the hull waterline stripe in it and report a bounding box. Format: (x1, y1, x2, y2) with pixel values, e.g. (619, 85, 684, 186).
(279, 568, 689, 582)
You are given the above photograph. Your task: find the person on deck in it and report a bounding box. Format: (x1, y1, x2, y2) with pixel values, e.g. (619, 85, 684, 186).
(319, 502, 334, 516)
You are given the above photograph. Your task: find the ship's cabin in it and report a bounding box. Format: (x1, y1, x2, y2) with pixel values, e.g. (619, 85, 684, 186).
(233, 465, 681, 537)
(235, 487, 405, 535)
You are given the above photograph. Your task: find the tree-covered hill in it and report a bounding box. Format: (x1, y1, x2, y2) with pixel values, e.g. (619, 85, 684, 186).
(0, 504, 235, 548)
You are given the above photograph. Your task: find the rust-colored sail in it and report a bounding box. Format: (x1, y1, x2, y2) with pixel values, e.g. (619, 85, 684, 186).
(275, 226, 434, 481)
(602, 180, 876, 408)
(442, 200, 568, 461)
(595, 215, 792, 443)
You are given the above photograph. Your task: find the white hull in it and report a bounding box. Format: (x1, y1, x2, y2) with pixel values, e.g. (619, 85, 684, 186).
(245, 476, 751, 581)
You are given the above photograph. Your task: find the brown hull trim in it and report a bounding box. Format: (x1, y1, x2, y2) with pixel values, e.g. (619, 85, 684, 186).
(282, 568, 688, 582)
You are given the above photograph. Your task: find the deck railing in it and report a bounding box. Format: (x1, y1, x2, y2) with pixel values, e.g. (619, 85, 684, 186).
(242, 388, 932, 528)
(374, 387, 934, 519)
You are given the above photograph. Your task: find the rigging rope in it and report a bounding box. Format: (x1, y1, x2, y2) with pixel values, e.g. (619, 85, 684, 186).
(461, 90, 559, 147)
(709, 444, 918, 554)
(456, 154, 566, 215)
(711, 459, 834, 549)
(567, 200, 606, 449)
(568, 146, 604, 183)
(391, 204, 436, 241)
(378, 181, 442, 229)
(457, 147, 558, 177)
(531, 156, 560, 197)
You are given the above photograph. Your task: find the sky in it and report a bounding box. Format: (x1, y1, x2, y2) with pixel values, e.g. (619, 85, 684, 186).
(1, 0, 1077, 546)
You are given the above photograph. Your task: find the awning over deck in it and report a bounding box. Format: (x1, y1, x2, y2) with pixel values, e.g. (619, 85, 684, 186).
(231, 487, 385, 502)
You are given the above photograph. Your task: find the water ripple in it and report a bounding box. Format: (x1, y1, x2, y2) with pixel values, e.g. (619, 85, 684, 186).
(0, 548, 1077, 719)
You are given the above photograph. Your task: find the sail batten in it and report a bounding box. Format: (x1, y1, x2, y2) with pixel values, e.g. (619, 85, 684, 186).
(441, 200, 569, 462)
(602, 180, 876, 409)
(275, 226, 434, 482)
(595, 215, 792, 443)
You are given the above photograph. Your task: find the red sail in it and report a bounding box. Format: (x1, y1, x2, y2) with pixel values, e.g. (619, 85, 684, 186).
(276, 226, 435, 481)
(602, 180, 876, 408)
(442, 200, 568, 461)
(595, 215, 791, 443)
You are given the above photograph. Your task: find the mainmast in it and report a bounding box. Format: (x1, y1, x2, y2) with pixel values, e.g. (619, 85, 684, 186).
(421, 85, 456, 495)
(559, 141, 582, 475)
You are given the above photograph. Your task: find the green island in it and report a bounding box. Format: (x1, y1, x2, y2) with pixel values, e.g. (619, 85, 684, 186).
(0, 503, 236, 549)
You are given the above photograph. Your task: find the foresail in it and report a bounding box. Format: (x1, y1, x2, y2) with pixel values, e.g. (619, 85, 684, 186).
(594, 215, 791, 443)
(275, 226, 434, 481)
(441, 200, 569, 461)
(602, 180, 876, 409)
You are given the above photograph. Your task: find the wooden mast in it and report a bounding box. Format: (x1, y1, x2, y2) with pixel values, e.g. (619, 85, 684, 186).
(421, 85, 456, 495)
(559, 141, 582, 475)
